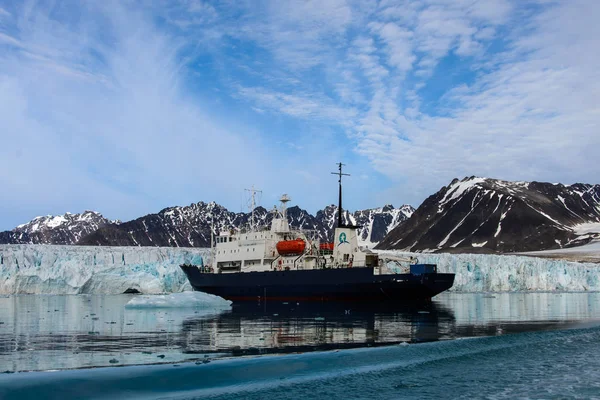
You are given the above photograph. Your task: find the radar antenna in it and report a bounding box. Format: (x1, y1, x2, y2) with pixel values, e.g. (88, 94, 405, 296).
(331, 163, 350, 228)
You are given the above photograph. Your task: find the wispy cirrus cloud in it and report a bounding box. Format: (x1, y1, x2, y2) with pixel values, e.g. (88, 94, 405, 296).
(0, 0, 598, 230)
(192, 0, 599, 206)
(0, 1, 275, 229)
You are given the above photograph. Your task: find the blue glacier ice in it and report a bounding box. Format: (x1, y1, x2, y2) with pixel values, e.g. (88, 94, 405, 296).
(0, 244, 210, 294)
(1, 244, 600, 294)
(381, 251, 600, 292)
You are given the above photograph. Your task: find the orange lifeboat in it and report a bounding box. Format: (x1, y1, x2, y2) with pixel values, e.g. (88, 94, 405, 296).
(319, 243, 334, 251)
(276, 238, 306, 256)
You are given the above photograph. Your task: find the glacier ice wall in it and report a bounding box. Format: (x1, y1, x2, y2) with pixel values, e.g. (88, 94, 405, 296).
(382, 251, 600, 292)
(0, 244, 210, 295)
(2, 245, 599, 294)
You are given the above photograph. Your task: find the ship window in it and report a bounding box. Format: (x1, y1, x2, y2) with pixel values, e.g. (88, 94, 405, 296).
(253, 248, 255, 251)
(344, 254, 350, 262)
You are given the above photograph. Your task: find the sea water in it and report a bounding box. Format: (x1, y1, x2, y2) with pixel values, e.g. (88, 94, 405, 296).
(1, 292, 600, 399)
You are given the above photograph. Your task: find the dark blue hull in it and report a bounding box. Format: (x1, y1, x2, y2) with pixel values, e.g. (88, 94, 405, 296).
(180, 266, 455, 302)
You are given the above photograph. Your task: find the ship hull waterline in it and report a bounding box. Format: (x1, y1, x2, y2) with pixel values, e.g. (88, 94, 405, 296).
(180, 266, 455, 303)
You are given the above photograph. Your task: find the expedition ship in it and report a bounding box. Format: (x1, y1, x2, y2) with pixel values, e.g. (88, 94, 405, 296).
(180, 163, 455, 302)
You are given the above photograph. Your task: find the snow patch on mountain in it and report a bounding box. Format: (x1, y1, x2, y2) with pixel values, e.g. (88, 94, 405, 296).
(573, 223, 600, 235)
(438, 177, 486, 210)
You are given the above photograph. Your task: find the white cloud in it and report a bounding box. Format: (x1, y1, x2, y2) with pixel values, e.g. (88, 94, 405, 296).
(0, 1, 275, 228)
(213, 0, 599, 207)
(371, 22, 415, 72)
(236, 85, 357, 123)
(1, 0, 597, 229)
(0, 32, 20, 46)
(360, 1, 600, 193)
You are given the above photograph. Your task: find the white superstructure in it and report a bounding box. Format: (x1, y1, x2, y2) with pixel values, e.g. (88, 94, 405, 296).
(210, 194, 379, 273)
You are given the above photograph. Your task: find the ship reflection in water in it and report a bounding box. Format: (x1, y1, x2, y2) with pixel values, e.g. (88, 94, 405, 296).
(180, 301, 456, 357)
(1, 293, 600, 372)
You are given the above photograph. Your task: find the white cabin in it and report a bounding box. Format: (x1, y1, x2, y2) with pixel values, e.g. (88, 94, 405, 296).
(209, 194, 379, 273)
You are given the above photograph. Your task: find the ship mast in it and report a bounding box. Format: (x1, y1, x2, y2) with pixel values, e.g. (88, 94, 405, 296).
(279, 194, 290, 220)
(331, 162, 350, 228)
(245, 185, 262, 230)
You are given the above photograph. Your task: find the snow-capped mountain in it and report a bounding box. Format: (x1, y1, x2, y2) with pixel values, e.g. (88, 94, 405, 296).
(0, 211, 116, 245)
(316, 204, 415, 245)
(377, 177, 600, 253)
(76, 202, 413, 247)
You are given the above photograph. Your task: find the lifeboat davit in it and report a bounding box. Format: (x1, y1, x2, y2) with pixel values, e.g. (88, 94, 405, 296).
(276, 238, 306, 256)
(319, 243, 334, 251)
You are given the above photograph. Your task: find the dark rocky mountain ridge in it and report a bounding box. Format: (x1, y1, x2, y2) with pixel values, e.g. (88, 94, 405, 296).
(78, 202, 414, 247)
(377, 177, 600, 253)
(1, 202, 414, 248)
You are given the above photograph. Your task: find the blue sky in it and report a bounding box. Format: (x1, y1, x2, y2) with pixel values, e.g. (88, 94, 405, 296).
(0, 0, 599, 231)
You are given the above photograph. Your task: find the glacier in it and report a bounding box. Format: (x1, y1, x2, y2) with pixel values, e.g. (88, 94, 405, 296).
(0, 244, 209, 295)
(1, 244, 600, 294)
(381, 251, 600, 292)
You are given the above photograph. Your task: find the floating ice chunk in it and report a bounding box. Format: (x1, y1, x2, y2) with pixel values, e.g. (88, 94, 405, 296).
(125, 291, 231, 309)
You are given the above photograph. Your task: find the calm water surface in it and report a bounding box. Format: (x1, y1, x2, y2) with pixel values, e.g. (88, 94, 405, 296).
(1, 292, 599, 373)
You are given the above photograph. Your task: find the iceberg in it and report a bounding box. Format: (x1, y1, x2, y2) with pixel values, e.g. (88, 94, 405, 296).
(2, 244, 599, 294)
(0, 244, 210, 295)
(125, 291, 231, 309)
